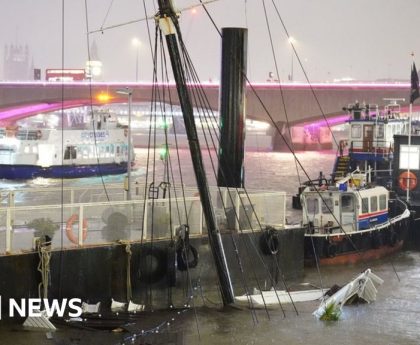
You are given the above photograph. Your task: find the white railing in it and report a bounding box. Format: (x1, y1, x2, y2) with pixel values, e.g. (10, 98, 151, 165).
(0, 186, 286, 255)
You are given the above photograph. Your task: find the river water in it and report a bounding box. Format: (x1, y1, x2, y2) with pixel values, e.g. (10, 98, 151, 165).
(1, 149, 420, 345)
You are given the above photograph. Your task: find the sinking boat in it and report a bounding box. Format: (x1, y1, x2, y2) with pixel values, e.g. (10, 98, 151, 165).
(313, 268, 383, 319)
(235, 287, 328, 308)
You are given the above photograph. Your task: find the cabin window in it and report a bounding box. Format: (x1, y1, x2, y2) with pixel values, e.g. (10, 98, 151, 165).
(370, 196, 378, 212)
(306, 198, 319, 214)
(379, 195, 387, 210)
(341, 195, 354, 212)
(351, 124, 361, 138)
(116, 146, 120, 156)
(110, 144, 114, 154)
(400, 145, 420, 170)
(361, 197, 369, 213)
(376, 124, 384, 139)
(321, 198, 333, 214)
(64, 146, 77, 160)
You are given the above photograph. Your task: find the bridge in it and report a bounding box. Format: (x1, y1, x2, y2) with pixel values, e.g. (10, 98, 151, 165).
(0, 81, 411, 149)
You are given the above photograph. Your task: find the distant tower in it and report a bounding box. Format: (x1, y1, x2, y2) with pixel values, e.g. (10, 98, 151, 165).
(86, 40, 102, 80)
(3, 43, 30, 80)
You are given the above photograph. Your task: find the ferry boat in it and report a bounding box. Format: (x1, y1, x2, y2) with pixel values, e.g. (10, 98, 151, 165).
(301, 169, 410, 265)
(0, 109, 133, 179)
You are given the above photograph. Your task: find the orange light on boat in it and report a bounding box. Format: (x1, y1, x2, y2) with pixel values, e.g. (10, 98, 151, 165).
(97, 93, 111, 103)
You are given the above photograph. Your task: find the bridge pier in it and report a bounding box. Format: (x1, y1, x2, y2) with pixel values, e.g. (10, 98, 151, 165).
(271, 122, 332, 152)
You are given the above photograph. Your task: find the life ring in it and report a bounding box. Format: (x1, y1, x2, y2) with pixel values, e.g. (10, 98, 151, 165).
(260, 227, 280, 255)
(138, 246, 167, 284)
(176, 244, 199, 271)
(398, 171, 418, 191)
(65, 214, 88, 244)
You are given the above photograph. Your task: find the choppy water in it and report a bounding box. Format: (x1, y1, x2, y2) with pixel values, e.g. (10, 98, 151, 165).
(2, 149, 420, 345)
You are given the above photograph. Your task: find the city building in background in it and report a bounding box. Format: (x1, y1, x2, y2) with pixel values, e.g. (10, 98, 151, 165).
(3, 44, 30, 80)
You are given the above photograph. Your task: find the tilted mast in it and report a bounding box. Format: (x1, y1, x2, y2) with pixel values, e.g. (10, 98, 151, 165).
(156, 0, 235, 305)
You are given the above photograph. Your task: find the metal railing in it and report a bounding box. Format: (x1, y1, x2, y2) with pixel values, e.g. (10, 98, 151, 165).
(0, 185, 286, 255)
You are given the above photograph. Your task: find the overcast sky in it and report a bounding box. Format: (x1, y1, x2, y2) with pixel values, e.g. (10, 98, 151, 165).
(1, 0, 419, 82)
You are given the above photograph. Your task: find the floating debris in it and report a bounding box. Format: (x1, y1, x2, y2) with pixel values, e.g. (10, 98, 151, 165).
(314, 268, 384, 319)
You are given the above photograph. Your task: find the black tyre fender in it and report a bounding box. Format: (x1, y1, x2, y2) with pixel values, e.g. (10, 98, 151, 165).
(259, 227, 280, 255)
(372, 232, 382, 249)
(389, 231, 398, 247)
(138, 246, 167, 284)
(176, 244, 199, 271)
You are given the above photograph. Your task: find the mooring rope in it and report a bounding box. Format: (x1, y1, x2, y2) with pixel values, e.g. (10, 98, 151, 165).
(37, 241, 52, 300)
(119, 240, 133, 302)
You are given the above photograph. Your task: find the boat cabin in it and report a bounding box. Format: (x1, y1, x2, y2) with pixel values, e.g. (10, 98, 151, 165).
(345, 100, 408, 161)
(301, 171, 389, 233)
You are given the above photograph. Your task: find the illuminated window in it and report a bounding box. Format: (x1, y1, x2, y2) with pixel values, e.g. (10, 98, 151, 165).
(379, 195, 387, 210)
(361, 197, 369, 213)
(351, 124, 361, 138)
(370, 196, 378, 212)
(376, 124, 384, 138)
(341, 195, 354, 212)
(306, 198, 319, 214)
(399, 145, 420, 170)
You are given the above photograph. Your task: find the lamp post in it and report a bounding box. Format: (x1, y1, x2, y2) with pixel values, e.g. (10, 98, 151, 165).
(116, 87, 133, 200)
(131, 38, 141, 82)
(288, 37, 296, 82)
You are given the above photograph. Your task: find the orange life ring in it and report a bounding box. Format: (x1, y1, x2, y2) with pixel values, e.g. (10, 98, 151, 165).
(66, 214, 88, 244)
(398, 171, 418, 191)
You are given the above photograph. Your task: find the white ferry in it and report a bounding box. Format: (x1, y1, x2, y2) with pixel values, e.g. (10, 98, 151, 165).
(0, 109, 133, 179)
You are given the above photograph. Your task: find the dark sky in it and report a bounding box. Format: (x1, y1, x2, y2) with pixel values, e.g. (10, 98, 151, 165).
(1, 0, 419, 82)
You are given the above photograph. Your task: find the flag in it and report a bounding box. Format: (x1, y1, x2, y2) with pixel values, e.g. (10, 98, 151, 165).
(410, 62, 419, 103)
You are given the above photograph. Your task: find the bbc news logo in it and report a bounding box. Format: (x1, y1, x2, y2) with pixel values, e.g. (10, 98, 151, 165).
(0, 296, 82, 319)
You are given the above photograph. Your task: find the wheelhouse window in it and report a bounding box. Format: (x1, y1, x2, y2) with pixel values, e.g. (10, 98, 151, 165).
(399, 145, 420, 170)
(379, 194, 387, 210)
(64, 146, 77, 160)
(341, 195, 354, 212)
(321, 198, 333, 214)
(361, 197, 369, 213)
(351, 124, 361, 138)
(370, 196, 378, 212)
(306, 197, 319, 214)
(376, 124, 384, 139)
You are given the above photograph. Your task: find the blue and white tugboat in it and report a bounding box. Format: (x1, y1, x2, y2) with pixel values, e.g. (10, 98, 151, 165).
(300, 99, 412, 265)
(301, 169, 410, 265)
(0, 109, 132, 179)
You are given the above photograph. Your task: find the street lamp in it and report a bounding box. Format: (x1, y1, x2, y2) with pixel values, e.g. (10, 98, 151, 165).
(131, 38, 141, 82)
(116, 87, 133, 200)
(288, 36, 296, 81)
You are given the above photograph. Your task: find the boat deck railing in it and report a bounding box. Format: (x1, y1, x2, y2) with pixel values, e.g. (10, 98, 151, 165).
(0, 184, 286, 255)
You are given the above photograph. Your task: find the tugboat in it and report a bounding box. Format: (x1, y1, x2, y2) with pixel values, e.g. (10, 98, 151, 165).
(301, 168, 410, 265)
(298, 99, 412, 265)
